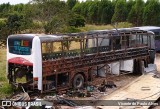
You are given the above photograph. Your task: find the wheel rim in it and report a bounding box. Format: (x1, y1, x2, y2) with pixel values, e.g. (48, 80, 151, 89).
(76, 78, 82, 87)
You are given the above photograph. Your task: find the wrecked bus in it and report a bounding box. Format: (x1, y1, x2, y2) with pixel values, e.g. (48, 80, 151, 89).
(133, 26, 160, 52)
(6, 28, 155, 93)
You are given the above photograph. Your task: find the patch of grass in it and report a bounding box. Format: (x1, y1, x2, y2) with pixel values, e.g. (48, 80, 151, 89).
(116, 22, 133, 28)
(79, 22, 133, 32)
(0, 84, 13, 96)
(0, 18, 6, 21)
(79, 24, 113, 32)
(0, 49, 13, 99)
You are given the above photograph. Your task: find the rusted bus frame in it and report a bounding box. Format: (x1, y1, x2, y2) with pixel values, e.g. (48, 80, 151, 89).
(42, 46, 149, 74)
(41, 33, 146, 60)
(41, 30, 151, 92)
(41, 47, 149, 92)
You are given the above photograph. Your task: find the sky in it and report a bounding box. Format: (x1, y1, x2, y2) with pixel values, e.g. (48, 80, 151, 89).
(0, 0, 147, 5)
(0, 0, 86, 5)
(0, 0, 30, 5)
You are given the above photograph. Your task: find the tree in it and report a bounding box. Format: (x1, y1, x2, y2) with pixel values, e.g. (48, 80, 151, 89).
(72, 2, 82, 15)
(143, 0, 160, 26)
(88, 1, 99, 24)
(126, 0, 135, 18)
(68, 14, 85, 27)
(0, 20, 9, 42)
(0, 3, 12, 17)
(29, 0, 71, 32)
(111, 0, 127, 23)
(67, 0, 77, 10)
(6, 13, 33, 34)
(99, 0, 114, 24)
(31, 0, 69, 22)
(44, 15, 67, 34)
(127, 0, 144, 26)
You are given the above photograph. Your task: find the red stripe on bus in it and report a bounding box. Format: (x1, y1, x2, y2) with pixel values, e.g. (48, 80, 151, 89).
(8, 57, 33, 66)
(33, 77, 38, 81)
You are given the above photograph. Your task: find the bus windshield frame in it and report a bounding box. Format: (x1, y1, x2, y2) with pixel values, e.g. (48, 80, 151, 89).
(8, 35, 33, 55)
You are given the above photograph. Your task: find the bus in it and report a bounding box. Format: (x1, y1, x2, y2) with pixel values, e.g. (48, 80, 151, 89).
(133, 26, 160, 52)
(6, 28, 155, 93)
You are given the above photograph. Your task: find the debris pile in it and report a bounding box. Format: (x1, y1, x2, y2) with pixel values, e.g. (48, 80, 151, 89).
(153, 72, 160, 78)
(2, 74, 140, 108)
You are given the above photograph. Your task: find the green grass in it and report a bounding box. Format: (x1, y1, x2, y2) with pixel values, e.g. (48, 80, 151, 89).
(0, 49, 13, 99)
(0, 18, 6, 21)
(79, 24, 113, 32)
(79, 22, 133, 32)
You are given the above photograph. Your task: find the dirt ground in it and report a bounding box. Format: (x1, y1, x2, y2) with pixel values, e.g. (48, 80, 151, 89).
(155, 53, 160, 72)
(66, 73, 140, 101)
(150, 53, 160, 109)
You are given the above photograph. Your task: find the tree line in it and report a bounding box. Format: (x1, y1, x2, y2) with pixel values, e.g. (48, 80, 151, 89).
(72, 0, 160, 26)
(0, 0, 160, 43)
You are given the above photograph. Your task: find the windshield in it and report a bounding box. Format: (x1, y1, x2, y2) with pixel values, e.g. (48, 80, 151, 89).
(8, 35, 33, 55)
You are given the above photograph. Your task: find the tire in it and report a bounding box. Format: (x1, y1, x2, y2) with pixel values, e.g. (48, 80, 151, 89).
(73, 74, 84, 89)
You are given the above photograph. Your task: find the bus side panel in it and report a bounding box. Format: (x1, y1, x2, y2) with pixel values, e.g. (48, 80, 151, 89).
(32, 36, 42, 91)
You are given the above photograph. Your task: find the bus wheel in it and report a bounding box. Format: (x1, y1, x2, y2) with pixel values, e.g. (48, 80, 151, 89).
(73, 74, 84, 89)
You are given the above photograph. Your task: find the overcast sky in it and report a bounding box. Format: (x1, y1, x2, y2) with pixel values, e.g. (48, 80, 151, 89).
(0, 0, 30, 4)
(0, 0, 87, 5)
(0, 0, 147, 5)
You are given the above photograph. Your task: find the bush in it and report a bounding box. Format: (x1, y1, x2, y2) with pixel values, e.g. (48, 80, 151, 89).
(68, 14, 85, 28)
(0, 20, 8, 42)
(44, 16, 67, 34)
(64, 26, 81, 33)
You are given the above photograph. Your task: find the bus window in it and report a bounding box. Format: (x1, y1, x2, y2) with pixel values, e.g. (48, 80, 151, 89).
(53, 42, 62, 52)
(42, 43, 47, 53)
(121, 36, 126, 49)
(69, 40, 81, 50)
(47, 43, 52, 53)
(8, 37, 32, 55)
(97, 37, 111, 52)
(113, 37, 121, 50)
(155, 35, 160, 40)
(129, 35, 136, 47)
(136, 34, 143, 45)
(63, 40, 81, 57)
(41, 42, 62, 60)
(88, 38, 96, 48)
(142, 35, 148, 45)
(149, 34, 155, 49)
(84, 38, 97, 54)
(98, 38, 110, 46)
(42, 42, 52, 53)
(154, 32, 159, 35)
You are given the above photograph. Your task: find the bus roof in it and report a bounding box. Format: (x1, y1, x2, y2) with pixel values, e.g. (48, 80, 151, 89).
(8, 28, 152, 42)
(133, 26, 160, 30)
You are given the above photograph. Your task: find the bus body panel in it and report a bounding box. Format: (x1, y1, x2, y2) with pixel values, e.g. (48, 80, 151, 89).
(7, 35, 43, 91)
(32, 36, 42, 91)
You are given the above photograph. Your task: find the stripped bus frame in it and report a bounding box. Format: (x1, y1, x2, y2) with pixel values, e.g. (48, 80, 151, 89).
(7, 28, 155, 93)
